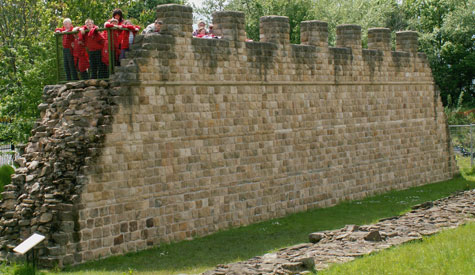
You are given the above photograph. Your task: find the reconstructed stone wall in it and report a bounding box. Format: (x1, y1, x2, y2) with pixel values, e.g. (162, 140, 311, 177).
(0, 4, 456, 267)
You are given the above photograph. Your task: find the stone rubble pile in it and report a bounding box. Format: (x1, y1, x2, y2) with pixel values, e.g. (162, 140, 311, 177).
(203, 189, 475, 274)
(0, 80, 122, 266)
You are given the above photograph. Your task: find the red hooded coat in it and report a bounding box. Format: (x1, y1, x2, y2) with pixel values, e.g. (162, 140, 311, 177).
(103, 23, 122, 65)
(73, 36, 89, 72)
(119, 24, 141, 50)
(79, 25, 105, 52)
(55, 26, 75, 49)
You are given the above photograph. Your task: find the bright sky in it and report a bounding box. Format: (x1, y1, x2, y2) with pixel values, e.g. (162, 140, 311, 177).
(186, 0, 208, 26)
(187, 0, 204, 8)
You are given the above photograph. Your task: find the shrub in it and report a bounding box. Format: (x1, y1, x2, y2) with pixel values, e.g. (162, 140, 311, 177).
(0, 164, 15, 199)
(0, 262, 38, 275)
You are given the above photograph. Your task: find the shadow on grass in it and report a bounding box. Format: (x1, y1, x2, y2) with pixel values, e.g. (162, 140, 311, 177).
(61, 176, 474, 274)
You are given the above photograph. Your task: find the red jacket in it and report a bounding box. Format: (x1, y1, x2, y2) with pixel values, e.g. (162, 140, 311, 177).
(104, 23, 121, 51)
(101, 32, 111, 66)
(102, 24, 121, 65)
(73, 37, 89, 72)
(79, 25, 105, 52)
(55, 26, 75, 49)
(119, 24, 140, 50)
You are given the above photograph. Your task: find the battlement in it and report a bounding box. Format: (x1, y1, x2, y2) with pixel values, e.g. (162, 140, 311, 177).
(116, 4, 429, 85)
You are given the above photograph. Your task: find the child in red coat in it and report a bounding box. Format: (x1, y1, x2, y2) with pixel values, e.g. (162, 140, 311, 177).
(80, 19, 107, 79)
(55, 18, 78, 81)
(119, 20, 141, 60)
(196, 28, 207, 38)
(103, 19, 121, 66)
(72, 27, 89, 79)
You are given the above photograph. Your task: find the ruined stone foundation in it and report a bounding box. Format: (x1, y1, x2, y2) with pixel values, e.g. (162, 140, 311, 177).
(0, 4, 456, 267)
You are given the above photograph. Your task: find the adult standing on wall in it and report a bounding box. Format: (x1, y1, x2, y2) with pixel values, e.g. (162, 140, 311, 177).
(142, 19, 162, 34)
(55, 18, 78, 81)
(79, 19, 107, 79)
(111, 8, 124, 25)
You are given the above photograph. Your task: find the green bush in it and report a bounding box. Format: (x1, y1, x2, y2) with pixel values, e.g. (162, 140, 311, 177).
(0, 262, 38, 275)
(0, 164, 15, 199)
(13, 264, 36, 275)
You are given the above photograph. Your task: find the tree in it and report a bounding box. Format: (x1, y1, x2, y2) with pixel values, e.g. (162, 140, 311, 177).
(226, 0, 315, 43)
(0, 0, 56, 143)
(192, 0, 227, 23)
(128, 0, 185, 26)
(224, 0, 405, 45)
(402, 0, 474, 106)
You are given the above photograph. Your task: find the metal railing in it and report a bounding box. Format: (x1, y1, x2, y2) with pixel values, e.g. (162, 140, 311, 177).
(54, 27, 130, 83)
(449, 124, 474, 167)
(0, 144, 18, 167)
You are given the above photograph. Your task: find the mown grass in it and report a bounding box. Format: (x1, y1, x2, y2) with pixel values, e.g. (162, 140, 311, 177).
(319, 222, 475, 275)
(457, 155, 475, 181)
(42, 173, 475, 275)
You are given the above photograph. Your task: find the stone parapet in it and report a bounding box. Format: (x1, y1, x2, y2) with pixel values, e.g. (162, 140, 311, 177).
(212, 11, 246, 46)
(336, 24, 362, 52)
(368, 28, 391, 51)
(300, 20, 328, 48)
(260, 16, 290, 45)
(157, 4, 193, 38)
(396, 31, 418, 54)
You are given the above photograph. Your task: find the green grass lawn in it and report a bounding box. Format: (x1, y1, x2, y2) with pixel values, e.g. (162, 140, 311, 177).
(457, 154, 475, 181)
(44, 172, 475, 275)
(319, 222, 475, 275)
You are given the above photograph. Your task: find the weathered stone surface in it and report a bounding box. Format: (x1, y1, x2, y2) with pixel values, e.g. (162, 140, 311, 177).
(39, 213, 53, 223)
(28, 161, 39, 170)
(308, 232, 325, 243)
(364, 230, 382, 242)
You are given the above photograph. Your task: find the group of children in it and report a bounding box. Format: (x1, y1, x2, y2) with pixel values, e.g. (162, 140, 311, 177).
(192, 21, 217, 39)
(55, 9, 140, 81)
(56, 10, 245, 81)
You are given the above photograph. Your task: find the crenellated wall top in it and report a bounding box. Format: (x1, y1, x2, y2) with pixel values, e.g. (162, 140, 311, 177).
(116, 4, 430, 84)
(154, 4, 419, 51)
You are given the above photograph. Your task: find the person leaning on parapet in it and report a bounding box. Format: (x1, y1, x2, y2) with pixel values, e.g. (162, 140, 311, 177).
(142, 19, 162, 34)
(192, 21, 208, 37)
(71, 27, 89, 80)
(119, 20, 141, 60)
(195, 27, 207, 38)
(208, 24, 215, 35)
(55, 18, 79, 81)
(79, 19, 108, 79)
(104, 19, 122, 66)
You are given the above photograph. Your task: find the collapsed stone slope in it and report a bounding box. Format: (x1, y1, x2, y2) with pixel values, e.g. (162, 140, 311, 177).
(0, 80, 121, 266)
